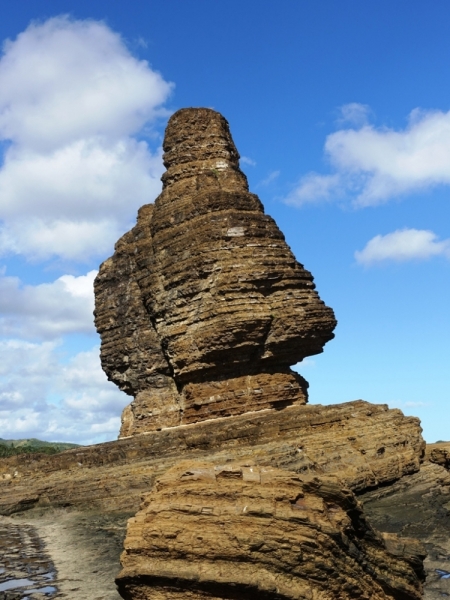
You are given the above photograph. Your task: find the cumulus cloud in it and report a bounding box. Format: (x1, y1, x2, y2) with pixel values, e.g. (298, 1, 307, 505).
(0, 340, 57, 408)
(355, 228, 450, 265)
(287, 104, 450, 207)
(0, 16, 172, 150)
(0, 16, 173, 262)
(0, 341, 127, 444)
(0, 270, 97, 338)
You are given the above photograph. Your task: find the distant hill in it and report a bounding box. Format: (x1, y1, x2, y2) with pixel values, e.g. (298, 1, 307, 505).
(0, 437, 80, 457)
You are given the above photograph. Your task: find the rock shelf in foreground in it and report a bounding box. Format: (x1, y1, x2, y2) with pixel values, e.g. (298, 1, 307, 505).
(117, 462, 425, 600)
(0, 401, 424, 516)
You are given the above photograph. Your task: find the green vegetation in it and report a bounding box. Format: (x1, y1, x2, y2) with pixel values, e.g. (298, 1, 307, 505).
(0, 437, 80, 458)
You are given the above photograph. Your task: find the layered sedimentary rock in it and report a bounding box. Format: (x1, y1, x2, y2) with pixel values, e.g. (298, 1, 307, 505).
(117, 461, 425, 600)
(94, 108, 336, 437)
(0, 401, 424, 515)
(426, 441, 450, 470)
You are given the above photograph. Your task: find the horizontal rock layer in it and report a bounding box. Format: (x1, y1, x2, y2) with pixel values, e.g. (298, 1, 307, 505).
(117, 461, 425, 600)
(0, 401, 424, 516)
(94, 108, 336, 436)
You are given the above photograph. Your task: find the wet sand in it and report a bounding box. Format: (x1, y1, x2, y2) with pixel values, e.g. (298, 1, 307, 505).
(1, 510, 132, 600)
(2, 492, 450, 599)
(0, 517, 57, 599)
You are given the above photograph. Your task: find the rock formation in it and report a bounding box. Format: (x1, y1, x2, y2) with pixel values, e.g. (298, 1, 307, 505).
(94, 108, 336, 437)
(117, 461, 425, 600)
(3, 108, 444, 599)
(2, 430, 449, 598)
(0, 401, 424, 516)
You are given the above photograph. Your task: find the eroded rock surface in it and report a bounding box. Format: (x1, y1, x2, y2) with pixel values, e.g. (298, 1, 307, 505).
(361, 459, 450, 599)
(117, 461, 425, 600)
(94, 108, 336, 437)
(0, 401, 424, 516)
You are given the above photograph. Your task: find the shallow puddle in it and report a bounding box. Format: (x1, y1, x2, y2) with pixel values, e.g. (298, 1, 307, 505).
(0, 520, 58, 598)
(437, 569, 450, 580)
(24, 585, 57, 594)
(0, 579, 35, 592)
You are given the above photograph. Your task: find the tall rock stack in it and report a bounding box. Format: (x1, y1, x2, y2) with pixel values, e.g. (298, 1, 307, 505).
(94, 108, 336, 437)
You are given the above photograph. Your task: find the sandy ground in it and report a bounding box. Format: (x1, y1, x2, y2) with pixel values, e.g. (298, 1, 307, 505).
(8, 509, 132, 600)
(2, 480, 450, 600)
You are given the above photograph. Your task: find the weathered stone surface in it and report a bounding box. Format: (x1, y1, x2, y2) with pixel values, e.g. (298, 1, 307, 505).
(426, 441, 450, 470)
(0, 401, 424, 516)
(361, 460, 450, 599)
(117, 461, 425, 600)
(94, 108, 336, 437)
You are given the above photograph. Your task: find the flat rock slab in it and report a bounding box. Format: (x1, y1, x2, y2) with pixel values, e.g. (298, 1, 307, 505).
(0, 401, 424, 516)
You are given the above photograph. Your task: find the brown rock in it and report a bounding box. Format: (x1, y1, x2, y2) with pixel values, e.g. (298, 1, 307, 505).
(94, 108, 336, 436)
(116, 461, 425, 600)
(426, 441, 450, 470)
(0, 401, 424, 515)
(361, 460, 450, 599)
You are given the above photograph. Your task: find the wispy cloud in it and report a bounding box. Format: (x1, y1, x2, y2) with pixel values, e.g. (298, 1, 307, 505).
(260, 170, 280, 186)
(336, 102, 372, 127)
(287, 103, 450, 207)
(285, 173, 341, 206)
(355, 228, 450, 265)
(240, 156, 256, 166)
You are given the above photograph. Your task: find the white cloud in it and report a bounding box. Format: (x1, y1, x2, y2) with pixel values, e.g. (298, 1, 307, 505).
(0, 139, 163, 221)
(240, 156, 256, 166)
(293, 358, 316, 371)
(0, 16, 172, 151)
(0, 270, 97, 338)
(337, 102, 371, 127)
(0, 16, 173, 262)
(260, 170, 280, 186)
(285, 173, 341, 206)
(0, 219, 123, 262)
(0, 341, 127, 444)
(355, 228, 450, 265)
(287, 104, 450, 206)
(0, 340, 59, 410)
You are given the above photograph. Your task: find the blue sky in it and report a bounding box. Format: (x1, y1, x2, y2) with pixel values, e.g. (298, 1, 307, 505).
(0, 1, 448, 444)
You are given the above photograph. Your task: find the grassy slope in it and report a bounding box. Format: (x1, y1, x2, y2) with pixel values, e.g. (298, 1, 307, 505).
(0, 437, 80, 457)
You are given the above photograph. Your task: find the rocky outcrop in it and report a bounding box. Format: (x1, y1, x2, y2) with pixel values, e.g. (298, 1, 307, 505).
(426, 441, 450, 470)
(0, 401, 424, 515)
(361, 459, 450, 599)
(117, 461, 425, 600)
(4, 107, 440, 599)
(94, 108, 336, 437)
